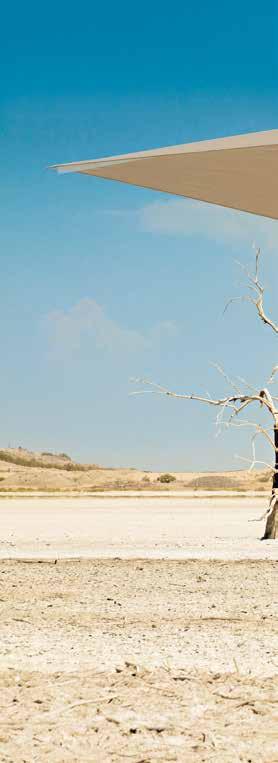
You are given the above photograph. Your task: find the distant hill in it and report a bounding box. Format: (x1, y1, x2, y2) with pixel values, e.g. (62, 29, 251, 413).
(0, 446, 272, 493)
(0, 447, 97, 472)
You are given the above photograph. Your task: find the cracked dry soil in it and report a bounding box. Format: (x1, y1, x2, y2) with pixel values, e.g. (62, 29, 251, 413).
(0, 559, 277, 762)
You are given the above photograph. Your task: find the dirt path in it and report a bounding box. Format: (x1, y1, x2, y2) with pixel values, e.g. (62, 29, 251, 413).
(0, 559, 277, 762)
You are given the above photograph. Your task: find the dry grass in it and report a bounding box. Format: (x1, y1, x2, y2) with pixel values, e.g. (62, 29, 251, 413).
(1, 665, 277, 762)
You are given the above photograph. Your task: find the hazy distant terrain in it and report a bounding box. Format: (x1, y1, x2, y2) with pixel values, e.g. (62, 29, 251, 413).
(0, 447, 272, 492)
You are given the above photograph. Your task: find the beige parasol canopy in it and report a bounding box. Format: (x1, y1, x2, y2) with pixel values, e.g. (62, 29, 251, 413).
(51, 129, 278, 219)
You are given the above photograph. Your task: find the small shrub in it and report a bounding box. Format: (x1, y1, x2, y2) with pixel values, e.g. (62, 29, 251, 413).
(258, 472, 271, 483)
(187, 475, 245, 490)
(157, 473, 176, 484)
(0, 451, 89, 472)
(41, 451, 72, 461)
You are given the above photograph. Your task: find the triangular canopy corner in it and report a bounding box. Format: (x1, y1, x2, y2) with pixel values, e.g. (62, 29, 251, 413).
(51, 129, 278, 219)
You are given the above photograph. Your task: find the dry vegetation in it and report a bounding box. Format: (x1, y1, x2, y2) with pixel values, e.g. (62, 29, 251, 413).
(0, 447, 272, 493)
(0, 448, 95, 471)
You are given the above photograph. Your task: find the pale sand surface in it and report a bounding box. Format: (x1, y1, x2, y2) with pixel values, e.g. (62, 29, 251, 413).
(0, 495, 277, 560)
(0, 498, 277, 761)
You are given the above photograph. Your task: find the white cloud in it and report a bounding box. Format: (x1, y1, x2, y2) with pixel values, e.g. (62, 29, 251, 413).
(47, 298, 177, 354)
(139, 198, 278, 250)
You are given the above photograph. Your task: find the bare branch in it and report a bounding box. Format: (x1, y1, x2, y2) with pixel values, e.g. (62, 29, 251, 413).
(236, 376, 261, 396)
(254, 295, 278, 334)
(255, 246, 260, 280)
(268, 365, 278, 384)
(235, 453, 276, 473)
(250, 494, 277, 523)
(227, 248, 278, 335)
(223, 295, 253, 315)
(236, 455, 276, 472)
(235, 424, 277, 474)
(222, 420, 276, 451)
(131, 380, 238, 408)
(211, 363, 242, 395)
(131, 379, 277, 422)
(228, 399, 254, 421)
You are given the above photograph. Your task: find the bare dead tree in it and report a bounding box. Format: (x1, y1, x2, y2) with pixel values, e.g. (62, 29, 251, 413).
(132, 249, 278, 539)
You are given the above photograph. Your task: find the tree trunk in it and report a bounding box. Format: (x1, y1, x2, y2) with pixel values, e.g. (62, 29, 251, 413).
(262, 499, 278, 539)
(262, 426, 278, 539)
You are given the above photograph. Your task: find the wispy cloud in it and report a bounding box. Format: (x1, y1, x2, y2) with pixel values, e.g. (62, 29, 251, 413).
(139, 198, 278, 250)
(47, 298, 177, 354)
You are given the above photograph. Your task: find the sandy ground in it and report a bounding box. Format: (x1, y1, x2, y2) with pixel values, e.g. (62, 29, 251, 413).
(0, 495, 277, 560)
(0, 497, 277, 762)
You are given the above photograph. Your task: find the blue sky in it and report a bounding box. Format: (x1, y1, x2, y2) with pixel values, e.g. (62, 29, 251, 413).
(1, 1, 278, 470)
